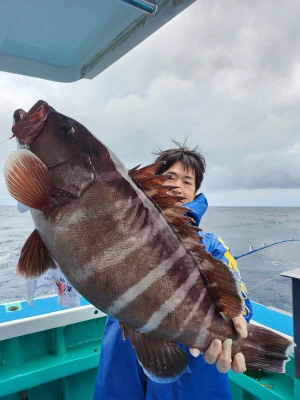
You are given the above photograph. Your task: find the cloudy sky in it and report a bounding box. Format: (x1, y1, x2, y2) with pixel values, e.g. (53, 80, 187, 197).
(1, 1, 300, 206)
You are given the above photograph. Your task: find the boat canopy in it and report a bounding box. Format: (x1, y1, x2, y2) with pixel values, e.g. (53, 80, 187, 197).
(0, 0, 195, 82)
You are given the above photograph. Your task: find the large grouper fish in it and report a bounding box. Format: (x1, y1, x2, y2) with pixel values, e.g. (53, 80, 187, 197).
(4, 100, 293, 380)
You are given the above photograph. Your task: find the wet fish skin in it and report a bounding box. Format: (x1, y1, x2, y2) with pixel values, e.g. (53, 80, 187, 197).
(4, 101, 294, 379)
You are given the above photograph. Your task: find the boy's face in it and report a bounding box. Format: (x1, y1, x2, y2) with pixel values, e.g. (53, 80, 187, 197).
(162, 161, 197, 204)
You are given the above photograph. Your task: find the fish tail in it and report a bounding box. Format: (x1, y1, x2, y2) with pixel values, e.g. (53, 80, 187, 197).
(239, 323, 294, 373)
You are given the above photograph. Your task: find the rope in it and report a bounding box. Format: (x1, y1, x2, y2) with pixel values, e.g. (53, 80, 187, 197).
(233, 239, 300, 292)
(247, 273, 282, 291)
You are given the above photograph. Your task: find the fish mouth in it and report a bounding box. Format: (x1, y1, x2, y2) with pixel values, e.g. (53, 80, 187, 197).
(12, 100, 53, 145)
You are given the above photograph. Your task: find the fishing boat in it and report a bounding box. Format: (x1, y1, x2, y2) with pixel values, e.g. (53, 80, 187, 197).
(0, 291, 297, 400)
(0, 1, 299, 399)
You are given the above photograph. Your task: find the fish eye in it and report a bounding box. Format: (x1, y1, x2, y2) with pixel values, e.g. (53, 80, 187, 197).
(59, 123, 75, 135)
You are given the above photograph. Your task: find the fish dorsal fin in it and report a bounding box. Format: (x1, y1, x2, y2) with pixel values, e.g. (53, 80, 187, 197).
(130, 163, 243, 319)
(120, 323, 187, 382)
(4, 149, 53, 213)
(129, 162, 161, 179)
(17, 229, 56, 278)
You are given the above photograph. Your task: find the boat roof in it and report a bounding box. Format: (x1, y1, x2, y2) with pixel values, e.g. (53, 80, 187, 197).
(0, 0, 195, 82)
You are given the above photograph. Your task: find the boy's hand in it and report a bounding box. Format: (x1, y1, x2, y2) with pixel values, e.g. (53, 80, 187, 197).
(189, 314, 247, 373)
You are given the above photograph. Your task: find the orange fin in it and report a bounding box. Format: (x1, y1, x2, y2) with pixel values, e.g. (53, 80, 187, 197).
(130, 163, 186, 210)
(191, 249, 243, 318)
(129, 162, 162, 179)
(133, 175, 171, 190)
(120, 323, 187, 382)
(17, 229, 56, 278)
(131, 163, 243, 319)
(4, 149, 53, 212)
(128, 164, 141, 174)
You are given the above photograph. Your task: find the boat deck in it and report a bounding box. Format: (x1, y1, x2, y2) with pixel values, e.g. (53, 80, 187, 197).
(0, 297, 297, 399)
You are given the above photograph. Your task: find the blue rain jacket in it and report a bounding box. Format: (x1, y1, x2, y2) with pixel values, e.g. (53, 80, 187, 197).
(93, 194, 253, 400)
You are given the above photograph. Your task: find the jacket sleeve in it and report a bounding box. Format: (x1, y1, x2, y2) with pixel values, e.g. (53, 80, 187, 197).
(200, 233, 253, 322)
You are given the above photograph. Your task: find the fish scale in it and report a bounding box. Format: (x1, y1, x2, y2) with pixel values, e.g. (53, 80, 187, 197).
(4, 100, 294, 380)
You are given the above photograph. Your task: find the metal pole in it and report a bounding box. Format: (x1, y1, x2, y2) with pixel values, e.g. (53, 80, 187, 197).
(281, 268, 300, 379)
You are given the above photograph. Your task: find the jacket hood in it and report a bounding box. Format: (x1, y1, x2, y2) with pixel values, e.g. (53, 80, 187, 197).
(183, 193, 208, 226)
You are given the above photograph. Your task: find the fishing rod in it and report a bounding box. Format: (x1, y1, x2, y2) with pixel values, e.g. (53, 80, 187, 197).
(234, 239, 300, 260)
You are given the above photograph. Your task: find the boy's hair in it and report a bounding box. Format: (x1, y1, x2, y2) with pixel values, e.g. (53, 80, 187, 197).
(153, 141, 206, 191)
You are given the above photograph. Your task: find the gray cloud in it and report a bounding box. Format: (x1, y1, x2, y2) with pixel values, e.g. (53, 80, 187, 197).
(1, 1, 300, 205)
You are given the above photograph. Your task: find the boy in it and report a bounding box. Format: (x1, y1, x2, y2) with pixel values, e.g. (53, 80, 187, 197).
(93, 144, 252, 400)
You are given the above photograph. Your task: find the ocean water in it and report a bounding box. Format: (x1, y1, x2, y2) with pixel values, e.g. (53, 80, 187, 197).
(0, 205, 299, 313)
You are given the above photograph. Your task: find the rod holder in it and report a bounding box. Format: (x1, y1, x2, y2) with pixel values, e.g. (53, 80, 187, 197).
(281, 268, 300, 379)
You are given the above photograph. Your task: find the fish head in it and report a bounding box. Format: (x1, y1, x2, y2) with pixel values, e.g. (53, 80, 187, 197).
(12, 100, 86, 168)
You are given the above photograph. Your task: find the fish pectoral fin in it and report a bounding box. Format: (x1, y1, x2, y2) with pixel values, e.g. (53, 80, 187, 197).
(17, 229, 56, 278)
(4, 149, 53, 213)
(120, 323, 188, 383)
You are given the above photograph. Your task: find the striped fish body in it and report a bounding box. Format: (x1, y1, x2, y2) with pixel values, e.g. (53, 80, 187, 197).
(28, 123, 229, 351)
(5, 101, 294, 380)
